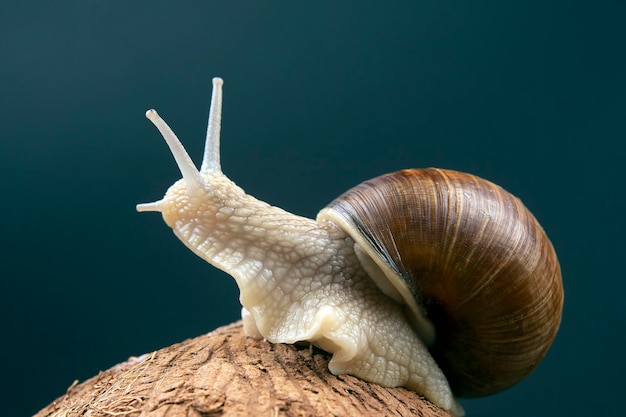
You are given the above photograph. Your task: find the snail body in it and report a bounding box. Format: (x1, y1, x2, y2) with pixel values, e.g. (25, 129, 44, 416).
(137, 78, 563, 417)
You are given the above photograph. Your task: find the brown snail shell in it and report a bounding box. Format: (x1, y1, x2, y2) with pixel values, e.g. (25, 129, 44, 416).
(324, 168, 564, 397)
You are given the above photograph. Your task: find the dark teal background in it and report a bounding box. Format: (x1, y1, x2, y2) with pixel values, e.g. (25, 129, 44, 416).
(1, 2, 624, 416)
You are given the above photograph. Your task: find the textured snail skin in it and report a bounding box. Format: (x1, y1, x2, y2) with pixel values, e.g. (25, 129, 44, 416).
(137, 78, 560, 417)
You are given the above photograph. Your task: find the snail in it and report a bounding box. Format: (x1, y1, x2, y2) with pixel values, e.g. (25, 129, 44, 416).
(137, 78, 563, 416)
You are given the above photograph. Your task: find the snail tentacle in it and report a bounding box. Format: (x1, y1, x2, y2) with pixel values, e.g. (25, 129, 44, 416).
(143, 109, 205, 197)
(201, 77, 223, 174)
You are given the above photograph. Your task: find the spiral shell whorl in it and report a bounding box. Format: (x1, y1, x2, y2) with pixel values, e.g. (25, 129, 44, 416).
(324, 168, 563, 397)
